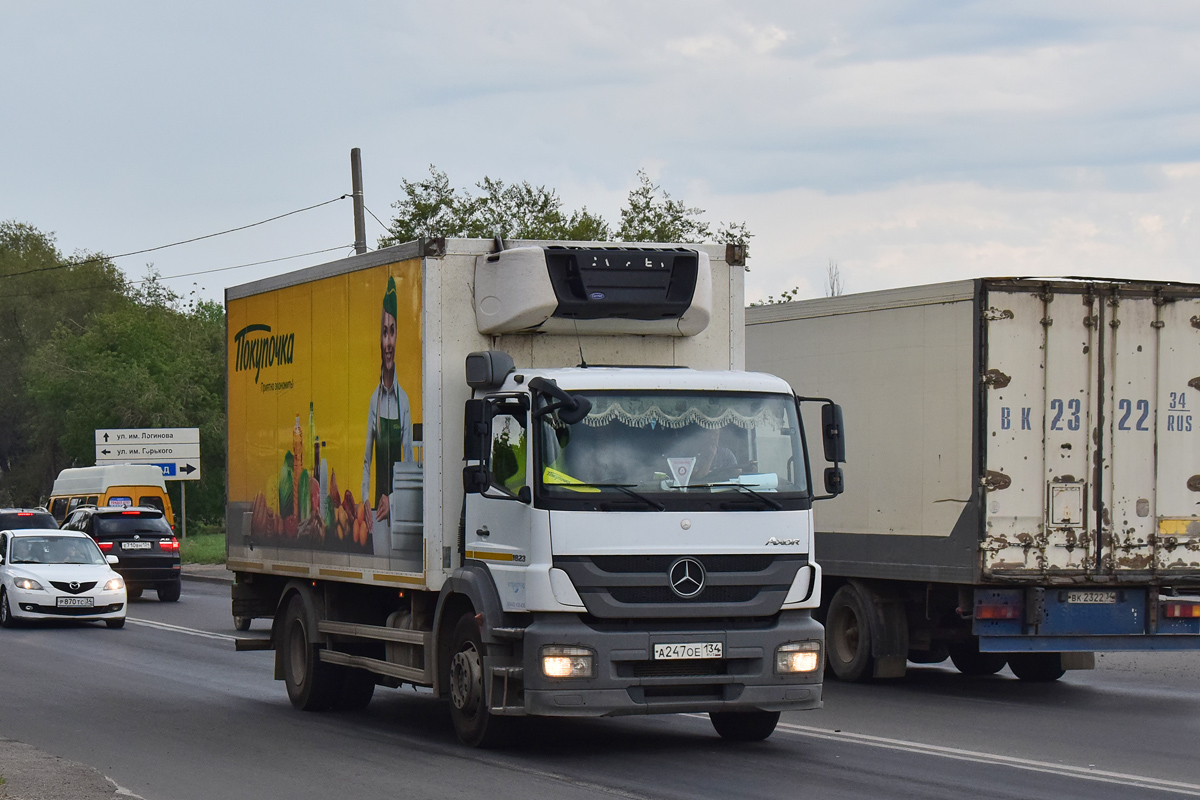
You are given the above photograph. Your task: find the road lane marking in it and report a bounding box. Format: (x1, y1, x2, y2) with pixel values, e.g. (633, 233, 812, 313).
(761, 719, 1200, 797)
(126, 618, 236, 642)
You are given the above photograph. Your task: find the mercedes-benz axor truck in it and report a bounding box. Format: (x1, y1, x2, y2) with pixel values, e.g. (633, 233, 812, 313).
(748, 278, 1200, 683)
(226, 238, 845, 745)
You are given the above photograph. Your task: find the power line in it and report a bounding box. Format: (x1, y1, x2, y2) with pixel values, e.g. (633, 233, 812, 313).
(363, 204, 391, 234)
(0, 195, 350, 281)
(2, 244, 353, 300)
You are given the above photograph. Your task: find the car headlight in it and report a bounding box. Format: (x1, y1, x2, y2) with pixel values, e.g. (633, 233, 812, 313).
(13, 578, 43, 591)
(541, 645, 594, 679)
(104, 577, 125, 591)
(776, 641, 822, 674)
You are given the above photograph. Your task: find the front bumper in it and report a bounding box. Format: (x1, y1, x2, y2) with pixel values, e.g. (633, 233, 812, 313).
(487, 610, 824, 717)
(11, 588, 126, 620)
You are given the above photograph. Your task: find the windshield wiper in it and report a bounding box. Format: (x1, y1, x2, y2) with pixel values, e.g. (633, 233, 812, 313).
(669, 483, 785, 510)
(552, 483, 666, 511)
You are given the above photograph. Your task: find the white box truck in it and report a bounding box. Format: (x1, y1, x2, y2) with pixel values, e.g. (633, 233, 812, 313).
(747, 278, 1200, 683)
(227, 238, 845, 745)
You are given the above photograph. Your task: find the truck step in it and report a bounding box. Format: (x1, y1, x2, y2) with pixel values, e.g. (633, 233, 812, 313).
(319, 649, 431, 685)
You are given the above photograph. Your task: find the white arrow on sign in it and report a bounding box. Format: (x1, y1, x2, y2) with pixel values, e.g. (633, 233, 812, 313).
(96, 443, 200, 460)
(95, 428, 200, 445)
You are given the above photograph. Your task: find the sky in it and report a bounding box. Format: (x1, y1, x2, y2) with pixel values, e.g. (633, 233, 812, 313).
(3, 1, 1200, 304)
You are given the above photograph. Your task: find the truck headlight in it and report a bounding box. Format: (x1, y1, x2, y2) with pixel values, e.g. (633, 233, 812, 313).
(541, 645, 594, 679)
(776, 641, 821, 674)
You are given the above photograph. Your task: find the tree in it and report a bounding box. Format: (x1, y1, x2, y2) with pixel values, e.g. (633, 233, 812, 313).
(0, 222, 129, 504)
(22, 272, 227, 521)
(826, 261, 845, 297)
(379, 166, 749, 252)
(379, 166, 610, 246)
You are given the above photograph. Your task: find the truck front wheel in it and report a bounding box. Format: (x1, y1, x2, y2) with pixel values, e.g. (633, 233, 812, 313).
(826, 584, 874, 681)
(448, 613, 511, 747)
(710, 711, 780, 742)
(1007, 653, 1065, 682)
(281, 594, 340, 710)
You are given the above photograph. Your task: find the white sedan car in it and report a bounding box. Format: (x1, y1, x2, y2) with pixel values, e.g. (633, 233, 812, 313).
(0, 528, 127, 628)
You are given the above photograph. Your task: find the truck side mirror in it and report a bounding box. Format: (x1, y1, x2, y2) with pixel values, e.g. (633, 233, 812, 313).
(822, 403, 846, 464)
(824, 466, 845, 496)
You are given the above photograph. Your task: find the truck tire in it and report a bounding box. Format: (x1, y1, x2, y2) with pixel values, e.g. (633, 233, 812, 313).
(826, 584, 874, 682)
(447, 613, 511, 747)
(948, 643, 1007, 676)
(1007, 653, 1065, 682)
(335, 668, 376, 712)
(281, 594, 340, 711)
(157, 579, 182, 603)
(710, 711, 780, 742)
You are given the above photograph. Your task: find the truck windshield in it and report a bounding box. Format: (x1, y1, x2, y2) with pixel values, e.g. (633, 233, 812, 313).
(535, 391, 810, 511)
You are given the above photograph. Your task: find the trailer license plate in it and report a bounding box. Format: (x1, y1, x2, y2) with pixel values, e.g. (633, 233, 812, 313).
(122, 541, 152, 550)
(57, 597, 93, 608)
(1067, 591, 1117, 604)
(653, 642, 722, 660)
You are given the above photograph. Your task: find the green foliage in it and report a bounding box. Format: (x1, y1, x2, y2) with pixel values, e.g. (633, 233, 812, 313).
(180, 532, 226, 564)
(0, 222, 129, 503)
(378, 166, 611, 246)
(750, 286, 803, 306)
(19, 265, 227, 522)
(379, 166, 750, 252)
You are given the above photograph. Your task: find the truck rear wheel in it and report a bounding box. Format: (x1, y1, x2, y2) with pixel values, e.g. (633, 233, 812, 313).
(826, 584, 874, 682)
(1007, 653, 1065, 682)
(448, 613, 511, 747)
(710, 711, 780, 742)
(948, 642, 1007, 676)
(281, 594, 340, 711)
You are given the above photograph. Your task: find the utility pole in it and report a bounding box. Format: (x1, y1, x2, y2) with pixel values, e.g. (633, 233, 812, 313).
(351, 147, 367, 254)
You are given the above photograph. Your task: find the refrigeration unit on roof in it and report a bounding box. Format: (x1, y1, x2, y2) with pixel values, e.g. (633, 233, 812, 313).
(473, 246, 712, 336)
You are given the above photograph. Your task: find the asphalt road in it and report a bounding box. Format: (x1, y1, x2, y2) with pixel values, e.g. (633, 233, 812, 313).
(2, 580, 1199, 800)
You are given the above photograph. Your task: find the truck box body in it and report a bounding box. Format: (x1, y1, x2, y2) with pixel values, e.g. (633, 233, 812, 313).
(747, 278, 1200, 667)
(226, 239, 744, 588)
(226, 238, 833, 743)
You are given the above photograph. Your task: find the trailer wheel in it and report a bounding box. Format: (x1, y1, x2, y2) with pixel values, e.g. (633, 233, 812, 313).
(826, 584, 874, 682)
(1007, 653, 1065, 682)
(710, 711, 780, 742)
(281, 594, 339, 711)
(448, 613, 511, 747)
(948, 643, 1007, 676)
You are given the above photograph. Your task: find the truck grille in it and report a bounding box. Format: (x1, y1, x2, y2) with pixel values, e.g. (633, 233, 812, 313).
(554, 554, 805, 619)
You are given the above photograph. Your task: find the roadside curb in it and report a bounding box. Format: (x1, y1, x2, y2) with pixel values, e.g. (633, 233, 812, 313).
(181, 565, 233, 585)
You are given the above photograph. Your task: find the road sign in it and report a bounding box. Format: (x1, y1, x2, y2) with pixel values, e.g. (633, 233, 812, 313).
(94, 428, 199, 445)
(96, 443, 200, 461)
(93, 456, 201, 481)
(94, 428, 200, 481)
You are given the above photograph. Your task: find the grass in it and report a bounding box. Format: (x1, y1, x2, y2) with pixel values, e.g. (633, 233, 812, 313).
(180, 532, 225, 565)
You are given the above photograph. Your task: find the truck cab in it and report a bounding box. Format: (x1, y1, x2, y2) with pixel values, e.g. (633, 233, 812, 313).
(453, 358, 835, 740)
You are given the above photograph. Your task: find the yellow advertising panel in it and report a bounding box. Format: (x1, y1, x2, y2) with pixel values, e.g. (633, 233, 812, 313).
(228, 258, 424, 573)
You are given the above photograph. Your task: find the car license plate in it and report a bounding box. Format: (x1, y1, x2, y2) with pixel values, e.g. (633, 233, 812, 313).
(121, 541, 152, 550)
(1067, 590, 1117, 604)
(653, 642, 722, 660)
(57, 597, 94, 608)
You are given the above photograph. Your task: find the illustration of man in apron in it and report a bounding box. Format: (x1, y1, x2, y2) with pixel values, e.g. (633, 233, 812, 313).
(362, 275, 413, 523)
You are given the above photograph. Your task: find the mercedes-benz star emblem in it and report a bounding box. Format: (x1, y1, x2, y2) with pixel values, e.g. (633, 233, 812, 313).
(668, 557, 705, 599)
